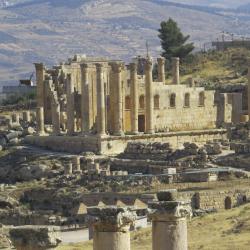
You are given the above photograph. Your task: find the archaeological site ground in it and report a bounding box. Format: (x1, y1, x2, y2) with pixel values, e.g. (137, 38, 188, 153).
(1, 1, 250, 250)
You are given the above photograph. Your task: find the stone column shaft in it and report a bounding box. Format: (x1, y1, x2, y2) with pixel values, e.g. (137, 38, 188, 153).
(66, 74, 75, 135)
(145, 58, 154, 134)
(87, 207, 136, 250)
(36, 107, 45, 135)
(12, 113, 20, 124)
(172, 57, 180, 85)
(80, 64, 91, 133)
(96, 64, 106, 136)
(23, 111, 31, 123)
(130, 63, 138, 134)
(52, 102, 60, 135)
(34, 63, 45, 108)
(112, 63, 124, 136)
(157, 57, 165, 82)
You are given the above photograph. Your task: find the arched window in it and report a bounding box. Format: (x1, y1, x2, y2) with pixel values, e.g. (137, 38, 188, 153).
(154, 95, 160, 109)
(199, 92, 205, 106)
(184, 93, 190, 107)
(139, 95, 145, 109)
(170, 93, 176, 108)
(125, 96, 131, 110)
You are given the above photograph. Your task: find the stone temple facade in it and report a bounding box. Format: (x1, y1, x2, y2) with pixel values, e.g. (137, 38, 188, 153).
(28, 54, 243, 154)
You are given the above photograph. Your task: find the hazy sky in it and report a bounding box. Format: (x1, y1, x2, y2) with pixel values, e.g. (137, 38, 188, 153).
(169, 0, 250, 8)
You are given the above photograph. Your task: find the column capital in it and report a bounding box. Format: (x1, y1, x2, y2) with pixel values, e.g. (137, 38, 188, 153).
(34, 63, 44, 70)
(157, 57, 166, 64)
(149, 190, 192, 221)
(87, 206, 137, 232)
(130, 62, 137, 72)
(172, 57, 180, 63)
(145, 58, 153, 70)
(110, 62, 124, 73)
(80, 63, 90, 70)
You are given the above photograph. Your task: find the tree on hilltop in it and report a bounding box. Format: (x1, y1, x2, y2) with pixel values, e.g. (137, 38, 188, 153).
(158, 18, 194, 60)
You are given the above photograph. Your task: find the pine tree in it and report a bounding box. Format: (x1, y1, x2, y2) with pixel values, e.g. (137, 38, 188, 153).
(158, 18, 194, 60)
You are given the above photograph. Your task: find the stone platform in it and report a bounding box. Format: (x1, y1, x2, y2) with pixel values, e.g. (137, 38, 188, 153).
(25, 129, 227, 155)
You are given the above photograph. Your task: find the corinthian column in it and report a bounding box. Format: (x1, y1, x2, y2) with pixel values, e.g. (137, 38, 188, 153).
(34, 63, 45, 108)
(130, 63, 139, 134)
(87, 206, 136, 250)
(172, 57, 180, 85)
(145, 58, 155, 134)
(149, 190, 192, 250)
(66, 74, 75, 135)
(157, 57, 165, 82)
(111, 62, 124, 136)
(80, 63, 90, 133)
(96, 63, 106, 136)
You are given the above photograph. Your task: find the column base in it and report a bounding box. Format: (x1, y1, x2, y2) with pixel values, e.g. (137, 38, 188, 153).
(145, 130, 155, 134)
(113, 131, 125, 136)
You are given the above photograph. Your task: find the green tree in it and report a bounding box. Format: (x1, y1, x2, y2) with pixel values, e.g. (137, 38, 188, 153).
(158, 18, 194, 60)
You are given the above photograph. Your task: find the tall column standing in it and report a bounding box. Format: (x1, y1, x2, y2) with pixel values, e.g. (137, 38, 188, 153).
(34, 63, 45, 108)
(130, 63, 138, 134)
(52, 101, 60, 135)
(66, 74, 75, 135)
(157, 57, 166, 82)
(80, 63, 91, 133)
(87, 206, 136, 250)
(149, 190, 192, 250)
(172, 57, 180, 85)
(112, 62, 124, 136)
(145, 58, 155, 134)
(96, 63, 106, 136)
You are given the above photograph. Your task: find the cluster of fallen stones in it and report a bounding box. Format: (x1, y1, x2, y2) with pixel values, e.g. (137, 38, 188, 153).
(0, 112, 36, 151)
(231, 141, 250, 154)
(123, 142, 173, 160)
(229, 123, 250, 140)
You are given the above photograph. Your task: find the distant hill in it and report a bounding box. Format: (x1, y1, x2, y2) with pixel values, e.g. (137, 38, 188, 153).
(0, 0, 250, 87)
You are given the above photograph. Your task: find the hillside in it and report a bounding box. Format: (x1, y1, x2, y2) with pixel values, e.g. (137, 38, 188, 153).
(0, 0, 250, 87)
(58, 203, 250, 250)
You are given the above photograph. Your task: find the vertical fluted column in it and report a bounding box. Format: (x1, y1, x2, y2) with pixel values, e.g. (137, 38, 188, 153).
(157, 57, 166, 82)
(96, 63, 106, 136)
(87, 207, 136, 250)
(36, 107, 45, 135)
(111, 62, 124, 136)
(80, 63, 90, 133)
(34, 63, 45, 108)
(149, 190, 192, 250)
(145, 58, 155, 134)
(66, 74, 75, 135)
(130, 63, 138, 134)
(172, 57, 180, 85)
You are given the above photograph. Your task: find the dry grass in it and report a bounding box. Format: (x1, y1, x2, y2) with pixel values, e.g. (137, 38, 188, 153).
(57, 203, 250, 250)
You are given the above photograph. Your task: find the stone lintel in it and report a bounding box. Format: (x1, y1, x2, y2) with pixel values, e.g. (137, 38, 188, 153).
(87, 206, 137, 232)
(149, 200, 192, 221)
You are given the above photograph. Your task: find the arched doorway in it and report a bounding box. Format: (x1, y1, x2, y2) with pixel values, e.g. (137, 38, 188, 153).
(225, 196, 232, 210)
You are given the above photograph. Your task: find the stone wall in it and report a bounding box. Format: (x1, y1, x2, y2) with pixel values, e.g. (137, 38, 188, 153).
(25, 129, 227, 154)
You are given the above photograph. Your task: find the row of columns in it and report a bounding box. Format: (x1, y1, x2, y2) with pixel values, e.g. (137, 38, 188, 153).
(87, 190, 191, 250)
(35, 57, 181, 137)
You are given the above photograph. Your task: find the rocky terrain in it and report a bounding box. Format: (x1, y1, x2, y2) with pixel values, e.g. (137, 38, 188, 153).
(1, 0, 250, 88)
